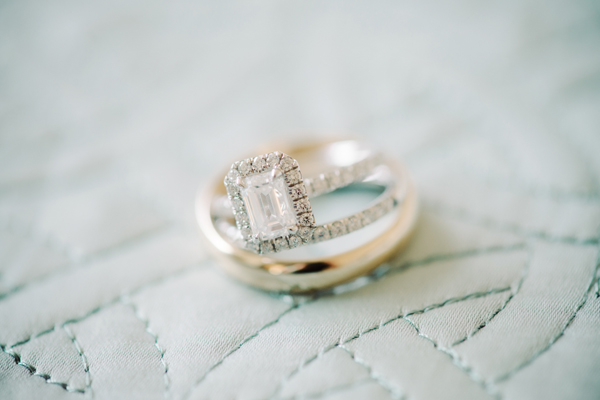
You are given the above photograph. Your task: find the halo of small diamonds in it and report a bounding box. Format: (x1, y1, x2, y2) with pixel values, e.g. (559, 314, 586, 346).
(224, 151, 316, 254)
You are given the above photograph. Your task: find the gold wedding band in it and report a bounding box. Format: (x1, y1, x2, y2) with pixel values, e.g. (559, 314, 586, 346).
(196, 139, 419, 293)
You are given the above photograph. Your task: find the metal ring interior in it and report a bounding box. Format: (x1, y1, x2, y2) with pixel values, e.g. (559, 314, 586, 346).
(196, 141, 419, 293)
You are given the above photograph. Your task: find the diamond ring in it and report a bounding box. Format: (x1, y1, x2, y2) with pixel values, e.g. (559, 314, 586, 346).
(196, 139, 418, 293)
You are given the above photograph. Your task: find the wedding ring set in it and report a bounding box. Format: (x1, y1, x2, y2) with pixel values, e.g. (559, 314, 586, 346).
(196, 139, 418, 293)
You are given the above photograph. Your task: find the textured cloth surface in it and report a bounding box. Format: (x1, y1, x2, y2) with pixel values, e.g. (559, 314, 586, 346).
(1, 1, 600, 399)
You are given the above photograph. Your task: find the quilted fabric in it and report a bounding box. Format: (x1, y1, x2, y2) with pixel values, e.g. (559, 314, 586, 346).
(1, 0, 599, 399)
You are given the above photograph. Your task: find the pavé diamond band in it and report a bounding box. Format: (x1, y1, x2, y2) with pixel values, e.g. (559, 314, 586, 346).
(196, 139, 418, 293)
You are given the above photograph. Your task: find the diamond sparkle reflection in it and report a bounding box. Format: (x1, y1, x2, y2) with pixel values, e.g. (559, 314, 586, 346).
(241, 169, 297, 240)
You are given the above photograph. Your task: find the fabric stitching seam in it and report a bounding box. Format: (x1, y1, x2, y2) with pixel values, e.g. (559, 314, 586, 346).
(271, 286, 512, 399)
(121, 297, 170, 399)
(63, 324, 92, 398)
(182, 304, 301, 400)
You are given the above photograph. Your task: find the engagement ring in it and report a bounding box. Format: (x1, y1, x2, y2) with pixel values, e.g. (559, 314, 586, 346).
(196, 139, 418, 293)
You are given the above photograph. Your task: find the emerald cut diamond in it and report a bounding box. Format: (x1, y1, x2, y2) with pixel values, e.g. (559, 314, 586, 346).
(241, 169, 297, 240)
(225, 151, 316, 254)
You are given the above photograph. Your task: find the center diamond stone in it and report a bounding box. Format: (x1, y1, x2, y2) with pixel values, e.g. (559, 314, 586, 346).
(241, 169, 297, 240)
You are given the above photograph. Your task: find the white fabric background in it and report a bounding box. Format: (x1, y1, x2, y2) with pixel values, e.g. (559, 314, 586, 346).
(1, 1, 599, 399)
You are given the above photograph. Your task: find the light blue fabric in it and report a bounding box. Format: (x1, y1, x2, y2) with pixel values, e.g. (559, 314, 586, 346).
(0, 1, 599, 399)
